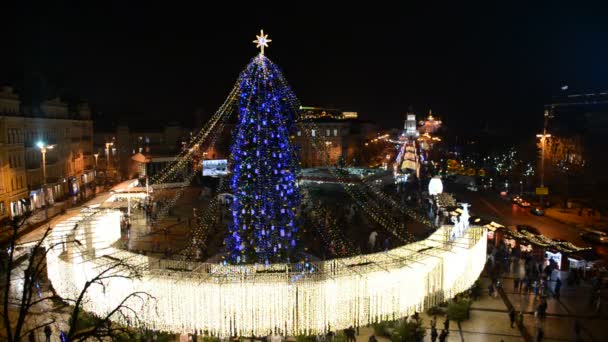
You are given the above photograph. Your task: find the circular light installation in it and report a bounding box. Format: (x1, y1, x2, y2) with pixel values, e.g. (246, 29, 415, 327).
(46, 208, 486, 337)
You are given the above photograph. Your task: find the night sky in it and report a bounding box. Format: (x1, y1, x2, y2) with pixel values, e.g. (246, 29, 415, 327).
(1, 3, 607, 137)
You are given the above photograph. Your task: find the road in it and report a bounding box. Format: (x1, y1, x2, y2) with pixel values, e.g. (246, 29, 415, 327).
(452, 188, 608, 258)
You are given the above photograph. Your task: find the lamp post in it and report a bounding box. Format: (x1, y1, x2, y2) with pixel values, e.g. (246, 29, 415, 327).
(536, 131, 551, 206)
(93, 153, 99, 168)
(105, 142, 114, 169)
(37, 142, 55, 218)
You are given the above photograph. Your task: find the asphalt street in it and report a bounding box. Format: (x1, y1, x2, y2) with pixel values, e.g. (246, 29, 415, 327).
(452, 188, 608, 258)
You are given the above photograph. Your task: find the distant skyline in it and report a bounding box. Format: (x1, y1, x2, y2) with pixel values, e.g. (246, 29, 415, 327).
(1, 3, 607, 137)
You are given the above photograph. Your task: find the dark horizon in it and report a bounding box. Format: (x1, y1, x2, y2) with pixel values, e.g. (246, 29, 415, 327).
(1, 3, 607, 137)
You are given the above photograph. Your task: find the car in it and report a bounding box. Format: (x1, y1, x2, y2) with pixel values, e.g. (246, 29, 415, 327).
(518, 200, 531, 208)
(580, 231, 608, 244)
(516, 225, 541, 235)
(512, 196, 522, 204)
(530, 207, 545, 216)
(466, 185, 478, 192)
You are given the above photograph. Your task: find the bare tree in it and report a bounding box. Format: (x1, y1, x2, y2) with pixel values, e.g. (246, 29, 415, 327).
(1, 214, 154, 342)
(539, 135, 586, 205)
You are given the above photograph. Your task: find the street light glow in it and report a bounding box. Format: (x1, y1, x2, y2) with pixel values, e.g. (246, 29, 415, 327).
(37, 141, 44, 149)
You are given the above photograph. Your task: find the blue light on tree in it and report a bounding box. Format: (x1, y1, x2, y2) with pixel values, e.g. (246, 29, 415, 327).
(225, 53, 301, 264)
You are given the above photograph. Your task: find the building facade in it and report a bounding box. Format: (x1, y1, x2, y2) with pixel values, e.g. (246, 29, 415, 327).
(93, 123, 195, 180)
(0, 86, 94, 221)
(294, 107, 377, 167)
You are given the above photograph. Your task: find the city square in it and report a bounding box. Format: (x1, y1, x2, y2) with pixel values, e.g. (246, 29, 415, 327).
(2, 4, 608, 342)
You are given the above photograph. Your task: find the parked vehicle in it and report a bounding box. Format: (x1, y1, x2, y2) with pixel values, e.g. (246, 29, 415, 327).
(516, 225, 541, 235)
(466, 185, 479, 192)
(580, 230, 608, 244)
(530, 207, 545, 216)
(518, 200, 531, 208)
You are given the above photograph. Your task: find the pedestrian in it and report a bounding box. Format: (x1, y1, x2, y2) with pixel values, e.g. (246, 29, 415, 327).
(44, 325, 52, 342)
(514, 277, 520, 292)
(443, 317, 450, 332)
(368, 335, 377, 342)
(516, 311, 524, 327)
(430, 327, 438, 342)
(438, 329, 448, 342)
(430, 315, 437, 329)
(344, 326, 355, 342)
(488, 283, 494, 297)
(509, 308, 516, 328)
(536, 327, 544, 342)
(539, 300, 547, 319)
(554, 278, 562, 300)
(574, 320, 582, 340)
(368, 231, 378, 252)
(28, 331, 36, 342)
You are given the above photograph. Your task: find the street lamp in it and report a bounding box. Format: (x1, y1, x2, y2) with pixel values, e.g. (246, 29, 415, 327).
(93, 153, 99, 168)
(536, 132, 551, 206)
(105, 142, 114, 174)
(37, 142, 56, 185)
(37, 141, 55, 219)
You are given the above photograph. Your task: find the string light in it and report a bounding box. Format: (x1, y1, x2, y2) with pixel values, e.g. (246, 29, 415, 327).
(46, 208, 487, 337)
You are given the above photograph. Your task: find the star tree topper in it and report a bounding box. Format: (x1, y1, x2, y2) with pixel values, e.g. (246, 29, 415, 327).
(253, 29, 272, 55)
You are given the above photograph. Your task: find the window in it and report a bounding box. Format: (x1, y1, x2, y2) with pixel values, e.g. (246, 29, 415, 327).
(0, 201, 5, 215)
(311, 129, 316, 137)
(326, 129, 330, 137)
(333, 129, 338, 136)
(297, 131, 301, 137)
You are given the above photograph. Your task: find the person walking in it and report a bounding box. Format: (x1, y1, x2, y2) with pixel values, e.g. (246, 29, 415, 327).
(438, 329, 448, 342)
(516, 311, 524, 327)
(536, 327, 544, 342)
(44, 325, 52, 342)
(554, 278, 562, 300)
(509, 308, 516, 328)
(574, 320, 582, 341)
(443, 317, 450, 333)
(430, 315, 437, 330)
(368, 231, 378, 252)
(430, 327, 438, 342)
(539, 300, 548, 319)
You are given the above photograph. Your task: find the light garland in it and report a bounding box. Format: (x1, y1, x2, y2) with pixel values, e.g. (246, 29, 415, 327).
(46, 209, 486, 337)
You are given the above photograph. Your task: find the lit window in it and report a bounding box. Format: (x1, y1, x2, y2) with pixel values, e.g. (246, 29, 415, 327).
(334, 129, 338, 136)
(297, 131, 301, 137)
(311, 129, 316, 137)
(326, 129, 330, 137)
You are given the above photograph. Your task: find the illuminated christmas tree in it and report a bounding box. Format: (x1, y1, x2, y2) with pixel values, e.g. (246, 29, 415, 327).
(225, 31, 301, 264)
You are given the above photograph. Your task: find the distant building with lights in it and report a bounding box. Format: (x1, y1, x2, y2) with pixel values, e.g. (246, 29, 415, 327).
(546, 91, 608, 202)
(0, 86, 94, 221)
(93, 122, 199, 180)
(294, 106, 376, 167)
(299, 106, 359, 120)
